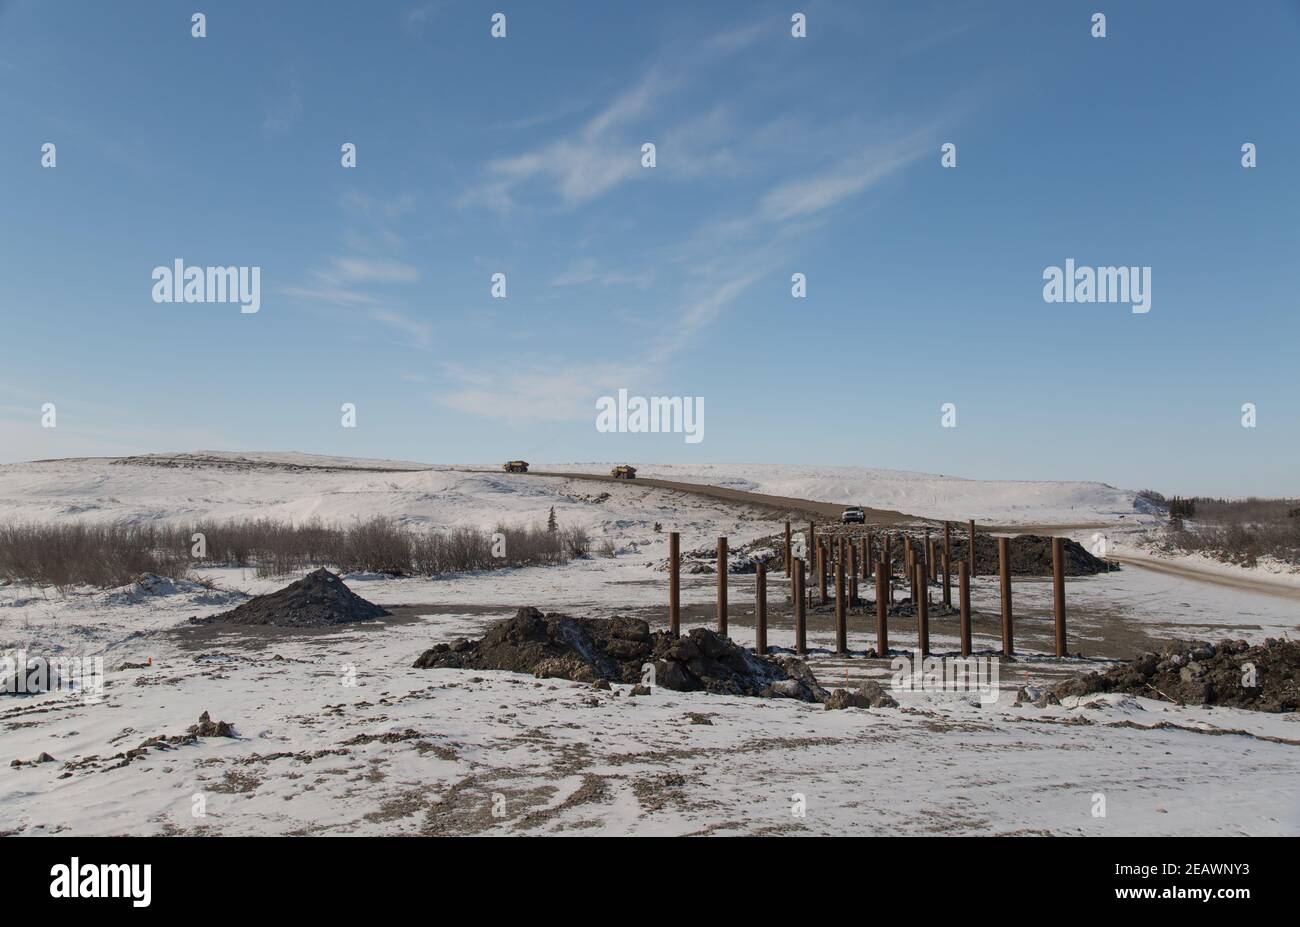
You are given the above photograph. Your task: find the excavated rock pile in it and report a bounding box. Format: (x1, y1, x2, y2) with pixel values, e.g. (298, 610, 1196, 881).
(413, 606, 827, 702)
(1052, 637, 1300, 712)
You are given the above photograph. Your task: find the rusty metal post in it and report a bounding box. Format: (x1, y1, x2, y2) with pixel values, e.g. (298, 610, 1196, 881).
(958, 559, 971, 657)
(998, 536, 1013, 655)
(794, 558, 806, 654)
(834, 558, 847, 653)
(968, 519, 977, 578)
(862, 534, 871, 580)
(925, 529, 935, 582)
(783, 521, 791, 576)
(817, 542, 828, 605)
(847, 542, 858, 608)
(755, 563, 767, 655)
(717, 535, 728, 636)
(883, 534, 892, 601)
(942, 552, 952, 609)
(875, 559, 888, 655)
(668, 531, 680, 637)
(1053, 536, 1067, 657)
(915, 563, 930, 656)
(943, 521, 952, 571)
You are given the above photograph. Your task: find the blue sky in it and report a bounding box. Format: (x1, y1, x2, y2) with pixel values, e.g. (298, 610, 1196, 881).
(1, 0, 1297, 497)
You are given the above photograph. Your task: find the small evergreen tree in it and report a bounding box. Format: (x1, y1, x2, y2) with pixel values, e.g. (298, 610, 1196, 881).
(547, 507, 557, 533)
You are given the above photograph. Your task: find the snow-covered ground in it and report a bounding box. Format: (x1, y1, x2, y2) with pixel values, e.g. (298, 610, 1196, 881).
(541, 462, 1156, 527)
(1113, 536, 1300, 589)
(2, 453, 1298, 836)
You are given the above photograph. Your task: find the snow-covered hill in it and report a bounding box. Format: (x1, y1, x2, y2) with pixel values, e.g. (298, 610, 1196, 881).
(544, 462, 1151, 526)
(0, 453, 1150, 529)
(0, 454, 552, 530)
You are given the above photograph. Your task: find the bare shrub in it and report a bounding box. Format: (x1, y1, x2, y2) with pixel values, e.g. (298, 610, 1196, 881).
(0, 515, 578, 587)
(1155, 497, 1300, 567)
(562, 525, 590, 559)
(0, 522, 189, 591)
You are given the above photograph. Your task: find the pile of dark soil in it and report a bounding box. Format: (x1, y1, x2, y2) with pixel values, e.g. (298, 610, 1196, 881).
(952, 534, 1110, 577)
(413, 606, 826, 702)
(771, 529, 1112, 577)
(192, 568, 389, 628)
(1052, 638, 1300, 712)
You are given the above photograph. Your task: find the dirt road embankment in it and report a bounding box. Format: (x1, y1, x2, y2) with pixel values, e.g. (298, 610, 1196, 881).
(517, 470, 916, 525)
(1109, 553, 1300, 602)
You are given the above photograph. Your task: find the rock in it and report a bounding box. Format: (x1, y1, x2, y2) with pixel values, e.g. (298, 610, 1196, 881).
(36, 752, 56, 763)
(859, 680, 899, 708)
(628, 684, 652, 697)
(824, 688, 871, 710)
(606, 638, 649, 661)
(189, 711, 235, 738)
(824, 680, 897, 710)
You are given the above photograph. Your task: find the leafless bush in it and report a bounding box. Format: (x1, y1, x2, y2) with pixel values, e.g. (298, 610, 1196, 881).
(596, 539, 617, 558)
(0, 515, 579, 587)
(562, 525, 590, 559)
(1154, 497, 1300, 567)
(0, 522, 189, 591)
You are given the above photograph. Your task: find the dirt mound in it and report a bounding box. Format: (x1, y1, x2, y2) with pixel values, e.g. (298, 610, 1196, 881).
(193, 568, 389, 628)
(1052, 638, 1300, 712)
(775, 529, 1112, 577)
(413, 606, 826, 702)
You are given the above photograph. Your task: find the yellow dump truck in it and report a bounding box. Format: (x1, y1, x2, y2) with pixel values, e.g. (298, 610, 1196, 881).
(502, 460, 529, 473)
(610, 465, 637, 479)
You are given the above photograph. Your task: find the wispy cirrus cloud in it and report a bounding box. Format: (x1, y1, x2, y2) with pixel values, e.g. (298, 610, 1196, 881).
(368, 308, 433, 348)
(461, 70, 669, 212)
(282, 192, 431, 347)
(759, 135, 932, 222)
(332, 257, 420, 284)
(441, 25, 959, 423)
(438, 360, 650, 423)
(549, 257, 653, 289)
(458, 21, 769, 213)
